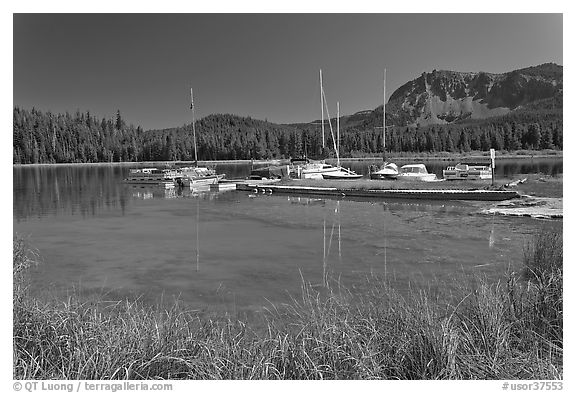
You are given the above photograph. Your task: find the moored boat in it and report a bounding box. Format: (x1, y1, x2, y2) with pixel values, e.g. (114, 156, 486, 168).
(321, 166, 363, 180)
(370, 162, 399, 180)
(124, 168, 177, 188)
(174, 166, 225, 187)
(292, 159, 343, 179)
(443, 163, 492, 180)
(250, 164, 291, 180)
(397, 164, 437, 181)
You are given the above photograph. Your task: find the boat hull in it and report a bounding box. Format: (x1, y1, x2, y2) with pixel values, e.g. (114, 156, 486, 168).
(396, 174, 438, 182)
(124, 179, 175, 188)
(443, 164, 492, 180)
(443, 171, 492, 180)
(370, 173, 398, 180)
(322, 173, 364, 180)
(176, 174, 225, 187)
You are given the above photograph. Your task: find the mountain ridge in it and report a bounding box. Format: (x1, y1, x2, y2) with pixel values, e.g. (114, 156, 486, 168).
(381, 62, 562, 128)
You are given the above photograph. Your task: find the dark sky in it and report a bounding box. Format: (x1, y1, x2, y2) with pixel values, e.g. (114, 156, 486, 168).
(13, 13, 563, 130)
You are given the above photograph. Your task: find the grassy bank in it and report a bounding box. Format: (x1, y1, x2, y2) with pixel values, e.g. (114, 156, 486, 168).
(13, 230, 562, 380)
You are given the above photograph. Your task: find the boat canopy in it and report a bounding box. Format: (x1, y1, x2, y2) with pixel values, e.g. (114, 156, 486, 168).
(250, 165, 289, 179)
(400, 164, 429, 174)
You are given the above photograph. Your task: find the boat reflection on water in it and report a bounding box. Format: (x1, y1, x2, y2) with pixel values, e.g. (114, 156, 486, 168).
(287, 196, 326, 206)
(130, 186, 178, 200)
(129, 184, 214, 274)
(127, 184, 222, 201)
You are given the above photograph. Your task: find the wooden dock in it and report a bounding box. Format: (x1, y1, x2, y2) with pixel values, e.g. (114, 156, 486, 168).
(236, 183, 520, 201)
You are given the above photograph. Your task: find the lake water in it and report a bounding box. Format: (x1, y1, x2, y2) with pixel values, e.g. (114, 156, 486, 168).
(13, 158, 562, 313)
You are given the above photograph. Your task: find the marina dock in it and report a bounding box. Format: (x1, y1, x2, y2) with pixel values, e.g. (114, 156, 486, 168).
(235, 183, 520, 201)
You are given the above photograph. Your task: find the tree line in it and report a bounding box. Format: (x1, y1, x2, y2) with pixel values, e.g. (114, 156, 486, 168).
(13, 106, 562, 164)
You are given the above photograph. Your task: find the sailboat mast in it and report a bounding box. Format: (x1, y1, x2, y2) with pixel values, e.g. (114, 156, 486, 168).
(190, 88, 198, 164)
(383, 68, 386, 156)
(337, 101, 340, 167)
(320, 69, 325, 149)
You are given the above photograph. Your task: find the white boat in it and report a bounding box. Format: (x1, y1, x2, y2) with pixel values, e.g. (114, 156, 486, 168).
(175, 166, 225, 187)
(322, 165, 363, 180)
(124, 167, 176, 188)
(291, 159, 361, 179)
(443, 163, 492, 180)
(370, 162, 399, 180)
(293, 160, 336, 179)
(370, 69, 399, 181)
(397, 164, 437, 181)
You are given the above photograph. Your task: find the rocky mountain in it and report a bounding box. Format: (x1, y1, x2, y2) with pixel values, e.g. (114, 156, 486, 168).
(383, 63, 562, 127)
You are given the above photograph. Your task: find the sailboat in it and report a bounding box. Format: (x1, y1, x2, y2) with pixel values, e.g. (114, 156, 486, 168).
(295, 70, 362, 180)
(370, 69, 399, 180)
(321, 100, 363, 180)
(174, 88, 225, 187)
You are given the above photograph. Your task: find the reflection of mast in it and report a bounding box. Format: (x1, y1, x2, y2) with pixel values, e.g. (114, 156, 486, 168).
(382, 203, 388, 279)
(323, 213, 327, 287)
(322, 200, 342, 287)
(489, 212, 495, 249)
(337, 201, 341, 261)
(195, 196, 200, 271)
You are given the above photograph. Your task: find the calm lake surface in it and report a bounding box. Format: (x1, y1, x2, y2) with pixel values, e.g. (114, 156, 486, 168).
(13, 158, 562, 313)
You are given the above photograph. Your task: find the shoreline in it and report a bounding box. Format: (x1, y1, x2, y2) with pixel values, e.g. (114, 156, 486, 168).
(11, 151, 563, 167)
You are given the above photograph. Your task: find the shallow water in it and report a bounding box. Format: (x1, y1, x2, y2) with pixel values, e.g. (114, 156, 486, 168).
(13, 161, 562, 312)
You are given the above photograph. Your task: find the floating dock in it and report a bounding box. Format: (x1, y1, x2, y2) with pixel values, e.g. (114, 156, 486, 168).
(210, 178, 282, 192)
(209, 182, 237, 191)
(236, 183, 520, 201)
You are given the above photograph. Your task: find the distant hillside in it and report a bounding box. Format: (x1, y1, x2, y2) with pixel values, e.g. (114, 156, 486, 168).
(13, 64, 563, 164)
(386, 63, 562, 127)
(315, 63, 562, 133)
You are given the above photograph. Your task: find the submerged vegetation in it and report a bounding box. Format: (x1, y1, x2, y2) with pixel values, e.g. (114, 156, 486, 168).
(13, 229, 562, 380)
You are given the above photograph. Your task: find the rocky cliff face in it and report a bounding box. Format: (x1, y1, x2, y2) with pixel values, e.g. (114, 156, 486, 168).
(385, 63, 562, 126)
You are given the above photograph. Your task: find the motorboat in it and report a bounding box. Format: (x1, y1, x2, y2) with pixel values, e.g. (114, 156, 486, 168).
(443, 163, 492, 180)
(397, 164, 437, 181)
(369, 162, 399, 180)
(249, 164, 291, 180)
(292, 160, 340, 179)
(124, 168, 176, 188)
(174, 166, 225, 187)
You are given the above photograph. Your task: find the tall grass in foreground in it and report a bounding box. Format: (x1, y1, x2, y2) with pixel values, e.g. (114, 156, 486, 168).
(13, 230, 562, 380)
